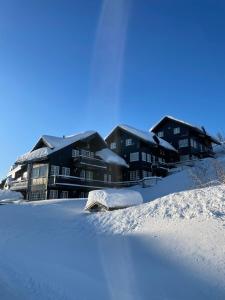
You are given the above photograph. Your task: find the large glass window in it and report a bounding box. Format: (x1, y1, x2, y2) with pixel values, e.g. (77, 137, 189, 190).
(32, 165, 48, 178)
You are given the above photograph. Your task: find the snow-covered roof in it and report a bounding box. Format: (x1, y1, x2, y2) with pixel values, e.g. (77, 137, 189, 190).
(150, 116, 221, 144)
(95, 148, 129, 168)
(106, 124, 177, 152)
(16, 131, 97, 163)
(85, 189, 143, 211)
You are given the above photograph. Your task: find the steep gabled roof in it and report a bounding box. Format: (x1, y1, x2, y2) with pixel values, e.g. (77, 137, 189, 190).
(16, 131, 98, 163)
(150, 115, 221, 145)
(16, 131, 128, 167)
(106, 124, 177, 152)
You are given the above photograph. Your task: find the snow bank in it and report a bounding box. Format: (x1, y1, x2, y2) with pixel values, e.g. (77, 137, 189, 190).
(87, 184, 225, 233)
(0, 190, 23, 203)
(85, 189, 143, 211)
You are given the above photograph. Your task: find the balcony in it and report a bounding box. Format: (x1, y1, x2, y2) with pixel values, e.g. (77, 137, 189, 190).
(49, 175, 137, 189)
(10, 180, 28, 191)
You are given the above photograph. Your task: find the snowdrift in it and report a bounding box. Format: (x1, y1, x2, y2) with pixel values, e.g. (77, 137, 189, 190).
(87, 184, 225, 233)
(0, 189, 23, 204)
(85, 189, 143, 211)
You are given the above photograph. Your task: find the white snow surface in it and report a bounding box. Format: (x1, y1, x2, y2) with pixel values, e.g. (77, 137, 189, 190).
(0, 186, 225, 299)
(106, 124, 177, 151)
(95, 148, 129, 167)
(1, 155, 225, 299)
(89, 185, 225, 234)
(85, 189, 143, 210)
(0, 189, 23, 203)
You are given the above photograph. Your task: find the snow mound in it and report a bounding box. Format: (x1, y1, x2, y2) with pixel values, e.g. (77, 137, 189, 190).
(87, 185, 225, 233)
(0, 190, 23, 204)
(85, 189, 143, 211)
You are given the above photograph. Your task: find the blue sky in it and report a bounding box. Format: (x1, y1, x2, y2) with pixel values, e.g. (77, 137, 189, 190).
(1, 0, 225, 178)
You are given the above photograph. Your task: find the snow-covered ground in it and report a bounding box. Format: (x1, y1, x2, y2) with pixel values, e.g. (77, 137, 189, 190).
(0, 184, 225, 299)
(0, 190, 23, 204)
(1, 150, 225, 299)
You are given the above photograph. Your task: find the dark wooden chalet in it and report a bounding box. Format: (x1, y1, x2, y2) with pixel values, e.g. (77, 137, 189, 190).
(150, 116, 221, 161)
(7, 131, 128, 200)
(105, 124, 178, 180)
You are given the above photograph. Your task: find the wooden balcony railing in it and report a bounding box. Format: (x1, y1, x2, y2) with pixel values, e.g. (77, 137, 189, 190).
(10, 180, 28, 191)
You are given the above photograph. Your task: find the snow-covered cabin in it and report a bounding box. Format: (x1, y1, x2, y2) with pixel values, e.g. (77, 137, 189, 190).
(150, 116, 221, 162)
(105, 124, 178, 181)
(7, 131, 128, 201)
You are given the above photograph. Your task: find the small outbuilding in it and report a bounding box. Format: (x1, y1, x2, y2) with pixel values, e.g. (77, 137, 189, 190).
(85, 189, 143, 211)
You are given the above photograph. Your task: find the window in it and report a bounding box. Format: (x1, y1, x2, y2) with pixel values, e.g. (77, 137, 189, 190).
(130, 152, 139, 162)
(72, 149, 94, 158)
(173, 127, 180, 134)
(32, 167, 39, 179)
(49, 190, 58, 199)
(30, 191, 46, 201)
(108, 174, 112, 182)
(32, 165, 48, 178)
(50, 165, 60, 176)
(158, 157, 165, 163)
(178, 139, 189, 148)
(129, 170, 140, 181)
(80, 170, 93, 180)
(158, 131, 164, 138)
(152, 155, 156, 163)
(72, 149, 80, 157)
(142, 170, 147, 178)
(60, 191, 68, 198)
(81, 149, 94, 158)
(62, 167, 70, 176)
(147, 154, 151, 163)
(190, 139, 198, 149)
(125, 139, 132, 146)
(40, 165, 48, 177)
(80, 170, 85, 178)
(104, 174, 108, 182)
(142, 152, 147, 161)
(180, 155, 190, 162)
(110, 142, 117, 149)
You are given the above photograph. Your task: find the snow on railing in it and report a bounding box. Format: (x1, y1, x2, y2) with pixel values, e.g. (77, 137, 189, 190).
(50, 175, 162, 189)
